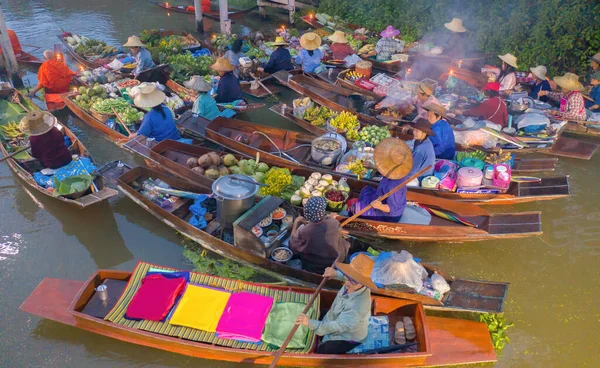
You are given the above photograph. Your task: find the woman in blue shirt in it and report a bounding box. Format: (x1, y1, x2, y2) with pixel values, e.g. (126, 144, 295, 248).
(295, 32, 324, 73)
(130, 84, 181, 142)
(185, 76, 221, 120)
(123, 36, 156, 77)
(211, 57, 243, 103)
(529, 65, 551, 102)
(422, 103, 455, 160)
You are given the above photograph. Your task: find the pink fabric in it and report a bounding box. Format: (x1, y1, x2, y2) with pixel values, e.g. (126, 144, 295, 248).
(216, 292, 274, 342)
(125, 274, 186, 321)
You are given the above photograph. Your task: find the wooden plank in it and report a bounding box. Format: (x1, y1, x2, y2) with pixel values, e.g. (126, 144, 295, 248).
(549, 135, 598, 160)
(19, 278, 83, 326)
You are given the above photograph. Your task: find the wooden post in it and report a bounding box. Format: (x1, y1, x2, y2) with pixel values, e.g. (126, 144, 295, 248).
(219, 0, 231, 36)
(288, 0, 295, 24)
(0, 7, 23, 88)
(193, 0, 204, 34)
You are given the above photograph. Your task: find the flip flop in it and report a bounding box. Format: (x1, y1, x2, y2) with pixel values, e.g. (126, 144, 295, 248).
(404, 317, 416, 340)
(394, 321, 406, 344)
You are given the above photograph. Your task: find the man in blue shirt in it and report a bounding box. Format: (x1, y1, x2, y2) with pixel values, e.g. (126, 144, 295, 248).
(585, 71, 600, 112)
(407, 119, 436, 182)
(261, 37, 294, 74)
(211, 57, 243, 103)
(123, 36, 156, 77)
(422, 103, 455, 160)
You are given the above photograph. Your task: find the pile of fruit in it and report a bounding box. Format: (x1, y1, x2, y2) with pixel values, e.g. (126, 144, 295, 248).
(78, 67, 122, 85)
(210, 33, 238, 48)
(303, 105, 336, 127)
(347, 160, 368, 179)
(325, 189, 346, 202)
(63, 33, 118, 57)
(73, 85, 109, 112)
(485, 149, 512, 165)
(185, 151, 236, 179)
(1, 121, 24, 139)
(289, 172, 350, 208)
(329, 111, 360, 140)
(344, 70, 366, 83)
(358, 125, 391, 146)
(358, 44, 375, 55)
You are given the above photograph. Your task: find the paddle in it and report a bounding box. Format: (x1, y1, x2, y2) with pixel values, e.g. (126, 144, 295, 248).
(250, 72, 274, 96)
(111, 107, 133, 136)
(0, 145, 30, 163)
(10, 92, 29, 113)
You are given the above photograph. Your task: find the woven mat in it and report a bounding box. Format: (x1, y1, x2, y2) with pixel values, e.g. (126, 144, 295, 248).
(105, 261, 319, 353)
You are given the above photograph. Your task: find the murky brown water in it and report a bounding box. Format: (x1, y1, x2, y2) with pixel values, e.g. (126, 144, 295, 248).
(1, 1, 600, 367)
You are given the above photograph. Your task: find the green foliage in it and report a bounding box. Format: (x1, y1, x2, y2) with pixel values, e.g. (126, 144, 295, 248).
(318, 0, 600, 75)
(166, 53, 215, 84)
(479, 313, 514, 353)
(183, 246, 257, 281)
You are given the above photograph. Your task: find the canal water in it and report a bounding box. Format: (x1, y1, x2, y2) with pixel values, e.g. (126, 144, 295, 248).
(1, 1, 599, 367)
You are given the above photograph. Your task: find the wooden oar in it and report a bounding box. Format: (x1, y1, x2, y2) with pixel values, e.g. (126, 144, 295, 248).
(250, 72, 274, 96)
(112, 108, 132, 136)
(0, 145, 30, 163)
(10, 92, 29, 113)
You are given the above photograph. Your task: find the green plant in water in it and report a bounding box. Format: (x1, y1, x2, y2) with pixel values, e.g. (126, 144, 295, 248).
(479, 313, 514, 353)
(183, 246, 257, 281)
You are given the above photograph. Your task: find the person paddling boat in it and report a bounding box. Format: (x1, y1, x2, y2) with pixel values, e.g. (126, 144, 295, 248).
(212, 57, 243, 104)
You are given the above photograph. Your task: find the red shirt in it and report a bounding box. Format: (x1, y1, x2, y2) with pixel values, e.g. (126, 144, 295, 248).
(464, 97, 508, 127)
(330, 43, 355, 60)
(29, 127, 72, 169)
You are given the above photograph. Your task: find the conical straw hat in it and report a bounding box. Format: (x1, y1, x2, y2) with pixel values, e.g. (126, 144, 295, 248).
(444, 18, 467, 33)
(133, 83, 166, 108)
(211, 57, 235, 72)
(328, 31, 348, 44)
(374, 138, 413, 180)
(498, 53, 518, 68)
(530, 65, 547, 80)
(19, 111, 56, 136)
(335, 254, 379, 291)
(123, 35, 146, 48)
(184, 75, 212, 92)
(553, 72, 583, 92)
(300, 32, 322, 51)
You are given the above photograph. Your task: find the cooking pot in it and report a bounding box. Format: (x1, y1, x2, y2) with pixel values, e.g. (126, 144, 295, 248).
(212, 174, 259, 229)
(438, 94, 459, 109)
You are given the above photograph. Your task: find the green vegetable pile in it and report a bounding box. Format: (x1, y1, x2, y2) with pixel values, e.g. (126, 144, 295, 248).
(259, 167, 292, 197)
(91, 98, 130, 115)
(358, 125, 392, 146)
(74, 84, 108, 112)
(74, 38, 116, 57)
(210, 33, 237, 49)
(116, 106, 145, 125)
(455, 150, 487, 162)
(166, 53, 215, 84)
(479, 313, 513, 353)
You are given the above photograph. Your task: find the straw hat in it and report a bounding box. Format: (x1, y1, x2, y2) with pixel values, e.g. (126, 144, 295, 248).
(211, 57, 235, 72)
(498, 53, 518, 68)
(19, 111, 56, 136)
(412, 118, 436, 136)
(589, 53, 600, 65)
(328, 30, 348, 44)
(133, 83, 166, 108)
(421, 102, 447, 118)
(380, 25, 400, 38)
(417, 82, 433, 96)
(271, 36, 288, 46)
(553, 72, 584, 92)
(444, 18, 467, 33)
(374, 138, 413, 180)
(123, 35, 146, 48)
(530, 65, 547, 80)
(184, 75, 211, 92)
(300, 32, 321, 51)
(335, 254, 378, 291)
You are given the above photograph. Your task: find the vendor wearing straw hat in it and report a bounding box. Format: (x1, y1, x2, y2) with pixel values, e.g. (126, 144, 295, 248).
(443, 18, 469, 58)
(123, 36, 155, 77)
(296, 254, 376, 354)
(497, 53, 518, 92)
(348, 138, 413, 222)
(129, 83, 181, 142)
(407, 118, 436, 181)
(412, 82, 440, 120)
(539, 73, 586, 121)
(212, 57, 243, 103)
(529, 65, 551, 102)
(260, 37, 294, 74)
(328, 31, 355, 60)
(186, 76, 221, 121)
(374, 25, 404, 61)
(586, 53, 600, 86)
(422, 103, 455, 159)
(20, 111, 72, 169)
(295, 32, 324, 73)
(453, 82, 508, 127)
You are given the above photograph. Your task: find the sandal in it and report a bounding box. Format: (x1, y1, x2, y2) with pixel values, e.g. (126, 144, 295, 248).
(394, 321, 406, 344)
(403, 316, 416, 340)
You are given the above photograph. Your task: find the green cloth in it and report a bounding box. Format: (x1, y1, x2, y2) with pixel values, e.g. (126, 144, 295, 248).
(53, 174, 92, 196)
(262, 302, 312, 349)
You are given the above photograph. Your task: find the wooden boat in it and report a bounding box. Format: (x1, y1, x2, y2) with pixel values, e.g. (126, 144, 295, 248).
(360, 55, 404, 73)
(240, 75, 283, 99)
(17, 51, 43, 69)
(148, 0, 258, 21)
(563, 121, 600, 138)
(0, 89, 117, 208)
(20, 265, 497, 366)
(56, 34, 117, 69)
(336, 68, 381, 98)
(115, 163, 510, 312)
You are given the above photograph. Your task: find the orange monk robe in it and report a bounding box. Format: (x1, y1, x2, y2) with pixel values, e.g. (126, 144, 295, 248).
(36, 59, 76, 93)
(0, 30, 23, 57)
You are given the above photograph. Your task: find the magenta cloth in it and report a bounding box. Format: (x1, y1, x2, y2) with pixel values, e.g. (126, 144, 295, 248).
(215, 292, 274, 342)
(125, 274, 187, 321)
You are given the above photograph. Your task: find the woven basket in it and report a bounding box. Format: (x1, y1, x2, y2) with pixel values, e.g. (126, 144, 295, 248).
(91, 108, 114, 123)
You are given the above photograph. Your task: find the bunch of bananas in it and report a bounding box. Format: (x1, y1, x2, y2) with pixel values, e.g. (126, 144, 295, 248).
(329, 111, 359, 132)
(485, 149, 512, 164)
(1, 122, 24, 138)
(348, 159, 367, 179)
(345, 70, 365, 83)
(455, 149, 487, 162)
(359, 44, 375, 55)
(304, 105, 335, 127)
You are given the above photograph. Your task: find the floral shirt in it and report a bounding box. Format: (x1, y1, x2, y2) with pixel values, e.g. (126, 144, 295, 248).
(374, 37, 404, 61)
(547, 91, 586, 121)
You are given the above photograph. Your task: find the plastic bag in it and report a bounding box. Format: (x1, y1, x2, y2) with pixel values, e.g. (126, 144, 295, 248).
(515, 112, 550, 130)
(371, 250, 428, 291)
(430, 272, 451, 294)
(454, 130, 498, 148)
(53, 174, 93, 196)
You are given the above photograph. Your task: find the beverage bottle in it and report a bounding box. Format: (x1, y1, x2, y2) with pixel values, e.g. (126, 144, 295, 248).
(153, 179, 171, 189)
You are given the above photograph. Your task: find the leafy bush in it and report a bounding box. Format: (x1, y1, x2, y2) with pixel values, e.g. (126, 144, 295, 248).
(317, 0, 600, 75)
(183, 247, 257, 281)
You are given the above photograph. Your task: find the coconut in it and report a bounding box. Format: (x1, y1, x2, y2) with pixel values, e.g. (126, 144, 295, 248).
(315, 184, 326, 192)
(223, 154, 237, 167)
(318, 180, 330, 187)
(300, 187, 311, 198)
(205, 168, 219, 179)
(303, 183, 313, 192)
(197, 153, 212, 168)
(186, 157, 198, 168)
(256, 162, 269, 173)
(307, 178, 318, 187)
(321, 174, 333, 183)
(252, 172, 265, 183)
(302, 198, 309, 206)
(218, 165, 230, 177)
(294, 190, 300, 196)
(229, 166, 242, 175)
(290, 195, 302, 206)
(191, 166, 205, 175)
(331, 180, 338, 186)
(311, 190, 323, 197)
(310, 172, 321, 180)
(208, 152, 221, 166)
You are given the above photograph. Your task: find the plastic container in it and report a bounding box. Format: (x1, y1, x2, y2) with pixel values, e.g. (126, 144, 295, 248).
(355, 60, 372, 79)
(323, 189, 349, 212)
(493, 163, 511, 188)
(457, 167, 483, 188)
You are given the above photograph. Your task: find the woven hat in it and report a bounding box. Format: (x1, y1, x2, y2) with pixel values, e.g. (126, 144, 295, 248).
(498, 53, 518, 68)
(589, 53, 600, 65)
(374, 138, 413, 180)
(530, 65, 547, 80)
(444, 18, 467, 33)
(380, 25, 400, 38)
(482, 82, 500, 91)
(412, 118, 436, 136)
(335, 254, 378, 291)
(19, 111, 56, 136)
(184, 75, 211, 92)
(300, 32, 321, 51)
(421, 102, 447, 118)
(123, 35, 146, 48)
(211, 57, 235, 72)
(553, 72, 583, 92)
(271, 36, 288, 46)
(133, 83, 166, 108)
(417, 82, 433, 96)
(328, 30, 348, 44)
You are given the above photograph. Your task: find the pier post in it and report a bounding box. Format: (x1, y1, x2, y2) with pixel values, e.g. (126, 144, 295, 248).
(194, 0, 204, 33)
(219, 0, 231, 36)
(0, 8, 22, 87)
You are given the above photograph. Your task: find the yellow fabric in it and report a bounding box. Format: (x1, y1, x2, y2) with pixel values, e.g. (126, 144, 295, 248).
(169, 285, 231, 332)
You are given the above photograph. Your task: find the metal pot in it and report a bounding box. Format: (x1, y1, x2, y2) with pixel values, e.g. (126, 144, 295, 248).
(438, 94, 459, 109)
(212, 174, 259, 229)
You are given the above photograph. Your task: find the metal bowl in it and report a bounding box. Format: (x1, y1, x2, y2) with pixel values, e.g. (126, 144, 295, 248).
(271, 247, 293, 262)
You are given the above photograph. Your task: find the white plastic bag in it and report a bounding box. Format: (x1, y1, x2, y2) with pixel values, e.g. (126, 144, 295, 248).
(371, 250, 428, 292)
(515, 112, 550, 129)
(430, 272, 451, 294)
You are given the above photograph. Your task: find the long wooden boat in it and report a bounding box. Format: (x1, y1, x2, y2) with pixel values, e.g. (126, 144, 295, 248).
(17, 51, 43, 69)
(0, 89, 117, 208)
(240, 76, 283, 99)
(148, 0, 258, 21)
(561, 121, 600, 139)
(20, 265, 497, 366)
(56, 34, 117, 69)
(115, 163, 510, 313)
